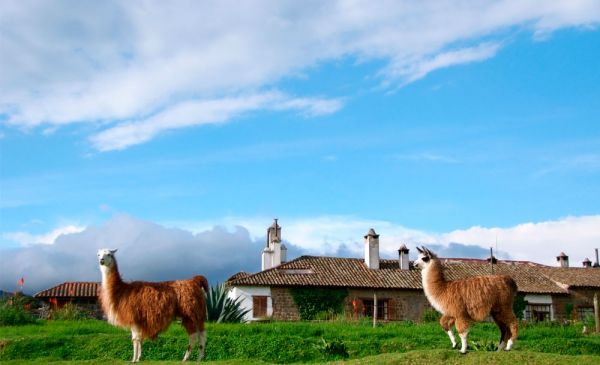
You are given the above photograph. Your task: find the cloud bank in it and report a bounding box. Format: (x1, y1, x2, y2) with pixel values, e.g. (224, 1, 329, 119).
(1, 0, 599, 150)
(3, 214, 598, 294)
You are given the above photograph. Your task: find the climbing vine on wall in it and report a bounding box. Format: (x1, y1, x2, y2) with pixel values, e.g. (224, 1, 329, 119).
(289, 287, 348, 320)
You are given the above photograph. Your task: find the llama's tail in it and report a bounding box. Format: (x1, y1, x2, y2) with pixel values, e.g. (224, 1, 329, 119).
(193, 275, 209, 294)
(507, 276, 518, 296)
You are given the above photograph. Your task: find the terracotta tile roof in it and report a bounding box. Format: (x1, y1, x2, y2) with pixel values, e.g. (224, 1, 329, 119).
(34, 282, 99, 298)
(227, 272, 251, 282)
(540, 267, 600, 288)
(229, 256, 422, 289)
(228, 255, 575, 294)
(440, 259, 566, 294)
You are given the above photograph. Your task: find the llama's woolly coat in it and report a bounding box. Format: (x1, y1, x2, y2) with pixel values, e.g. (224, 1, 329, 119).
(422, 258, 517, 321)
(416, 246, 518, 353)
(99, 261, 207, 341)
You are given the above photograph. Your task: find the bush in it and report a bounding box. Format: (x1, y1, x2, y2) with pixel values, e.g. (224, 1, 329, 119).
(421, 308, 441, 323)
(0, 295, 37, 326)
(513, 294, 527, 320)
(51, 303, 88, 320)
(289, 287, 348, 320)
(317, 337, 349, 359)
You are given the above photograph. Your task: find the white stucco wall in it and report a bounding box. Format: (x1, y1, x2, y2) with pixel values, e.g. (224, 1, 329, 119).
(228, 286, 272, 322)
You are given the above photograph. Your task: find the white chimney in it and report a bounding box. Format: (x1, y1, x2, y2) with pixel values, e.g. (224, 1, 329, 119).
(261, 246, 273, 271)
(398, 244, 410, 270)
(261, 219, 284, 271)
(556, 252, 569, 268)
(364, 228, 380, 270)
(280, 243, 287, 263)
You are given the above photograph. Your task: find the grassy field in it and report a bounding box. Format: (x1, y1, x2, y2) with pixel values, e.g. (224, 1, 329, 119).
(1, 319, 599, 364)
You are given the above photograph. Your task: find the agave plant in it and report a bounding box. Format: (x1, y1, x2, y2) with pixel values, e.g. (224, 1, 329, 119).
(206, 283, 250, 323)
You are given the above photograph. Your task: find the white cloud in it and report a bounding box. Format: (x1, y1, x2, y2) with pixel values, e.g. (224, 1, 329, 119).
(393, 152, 460, 164)
(2, 214, 599, 293)
(1, 1, 599, 150)
(178, 214, 600, 266)
(2, 225, 85, 246)
(385, 42, 502, 86)
(440, 215, 600, 266)
(90, 92, 342, 151)
(0, 215, 269, 293)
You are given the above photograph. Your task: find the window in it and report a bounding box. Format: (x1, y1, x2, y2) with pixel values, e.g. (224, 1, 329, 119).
(253, 296, 268, 318)
(577, 306, 594, 321)
(362, 299, 389, 320)
(525, 303, 551, 322)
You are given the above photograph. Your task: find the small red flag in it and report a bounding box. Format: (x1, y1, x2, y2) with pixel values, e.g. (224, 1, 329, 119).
(17, 277, 25, 286)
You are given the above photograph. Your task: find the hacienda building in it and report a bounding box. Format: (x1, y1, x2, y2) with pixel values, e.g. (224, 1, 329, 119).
(227, 220, 600, 323)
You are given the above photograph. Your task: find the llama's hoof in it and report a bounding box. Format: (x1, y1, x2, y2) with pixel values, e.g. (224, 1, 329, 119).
(451, 344, 457, 349)
(459, 351, 467, 355)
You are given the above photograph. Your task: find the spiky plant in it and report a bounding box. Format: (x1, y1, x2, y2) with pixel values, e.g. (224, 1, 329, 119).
(206, 283, 250, 323)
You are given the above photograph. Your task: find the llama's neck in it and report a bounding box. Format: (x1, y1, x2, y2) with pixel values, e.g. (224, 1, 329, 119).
(100, 261, 124, 325)
(100, 262, 123, 289)
(421, 259, 448, 313)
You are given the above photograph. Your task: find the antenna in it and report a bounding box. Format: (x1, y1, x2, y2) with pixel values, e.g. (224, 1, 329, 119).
(495, 234, 498, 260)
(490, 246, 494, 274)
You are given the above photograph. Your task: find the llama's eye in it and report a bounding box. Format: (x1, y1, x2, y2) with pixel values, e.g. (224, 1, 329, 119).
(422, 257, 430, 262)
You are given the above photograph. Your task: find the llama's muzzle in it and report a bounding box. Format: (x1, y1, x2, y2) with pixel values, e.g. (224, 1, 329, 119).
(100, 259, 105, 265)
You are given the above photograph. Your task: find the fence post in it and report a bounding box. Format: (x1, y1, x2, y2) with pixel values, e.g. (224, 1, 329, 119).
(594, 292, 599, 333)
(373, 291, 378, 328)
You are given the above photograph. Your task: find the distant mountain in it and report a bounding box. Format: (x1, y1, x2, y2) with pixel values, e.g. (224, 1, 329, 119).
(0, 289, 14, 298)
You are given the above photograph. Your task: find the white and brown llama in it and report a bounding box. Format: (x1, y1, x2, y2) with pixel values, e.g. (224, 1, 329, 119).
(415, 246, 518, 354)
(97, 249, 208, 362)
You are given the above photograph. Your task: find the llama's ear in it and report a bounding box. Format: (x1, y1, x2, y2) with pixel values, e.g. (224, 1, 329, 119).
(416, 246, 423, 254)
(424, 247, 435, 258)
(110, 249, 118, 254)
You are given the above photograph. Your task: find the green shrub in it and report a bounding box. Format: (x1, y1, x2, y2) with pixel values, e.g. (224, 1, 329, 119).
(469, 339, 498, 351)
(421, 308, 441, 323)
(317, 337, 349, 359)
(51, 303, 88, 320)
(289, 287, 348, 320)
(513, 294, 527, 320)
(0, 295, 37, 326)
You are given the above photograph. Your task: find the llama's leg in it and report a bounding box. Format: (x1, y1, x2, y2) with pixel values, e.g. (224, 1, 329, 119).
(505, 313, 518, 351)
(440, 315, 457, 349)
(183, 331, 198, 361)
(131, 328, 142, 363)
(454, 318, 470, 354)
(198, 330, 207, 361)
(492, 313, 508, 350)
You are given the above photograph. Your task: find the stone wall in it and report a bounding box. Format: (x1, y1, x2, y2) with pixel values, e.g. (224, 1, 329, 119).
(271, 287, 300, 320)
(270, 286, 430, 321)
(345, 288, 430, 321)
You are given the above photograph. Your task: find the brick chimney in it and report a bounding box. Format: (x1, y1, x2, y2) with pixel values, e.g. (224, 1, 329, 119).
(364, 228, 380, 270)
(556, 252, 569, 268)
(398, 244, 410, 270)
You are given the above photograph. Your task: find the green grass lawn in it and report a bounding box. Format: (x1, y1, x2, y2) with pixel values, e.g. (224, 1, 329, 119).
(1, 319, 599, 364)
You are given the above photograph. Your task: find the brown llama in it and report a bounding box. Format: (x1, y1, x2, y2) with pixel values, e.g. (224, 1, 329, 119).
(415, 246, 518, 354)
(97, 249, 208, 362)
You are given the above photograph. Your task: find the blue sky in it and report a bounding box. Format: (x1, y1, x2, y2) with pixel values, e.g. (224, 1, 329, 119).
(1, 1, 600, 293)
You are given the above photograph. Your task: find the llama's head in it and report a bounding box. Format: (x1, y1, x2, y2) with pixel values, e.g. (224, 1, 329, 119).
(414, 246, 437, 269)
(97, 248, 118, 269)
